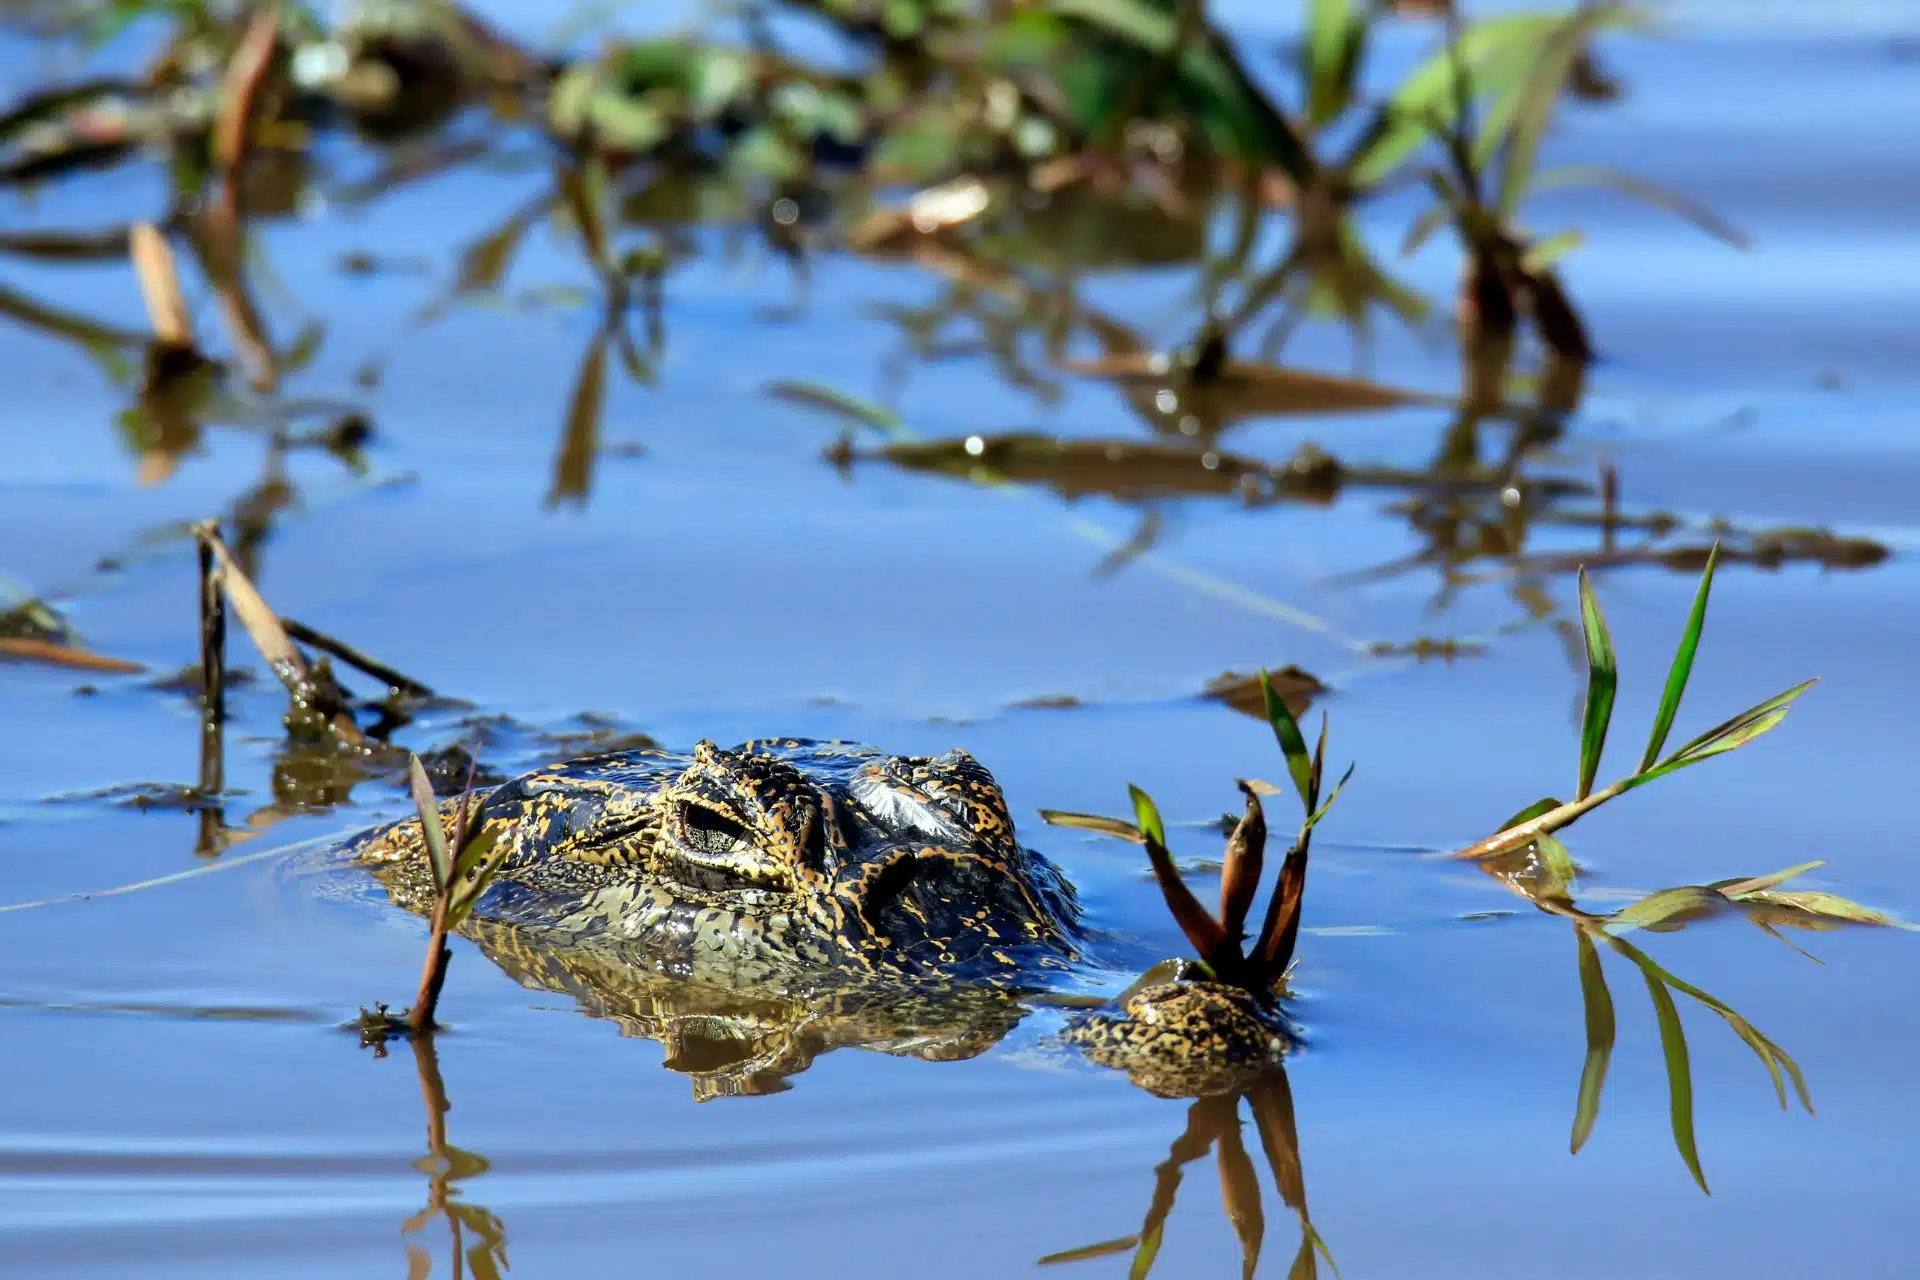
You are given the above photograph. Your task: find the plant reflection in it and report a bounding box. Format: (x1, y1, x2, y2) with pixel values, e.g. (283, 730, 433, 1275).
(393, 1033, 511, 1280)
(1040, 1066, 1334, 1280)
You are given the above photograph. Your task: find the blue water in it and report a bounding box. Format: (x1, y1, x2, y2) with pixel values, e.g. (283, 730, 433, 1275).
(2, 4, 1916, 1276)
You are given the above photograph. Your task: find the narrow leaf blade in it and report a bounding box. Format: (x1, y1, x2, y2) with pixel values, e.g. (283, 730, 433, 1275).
(407, 755, 452, 892)
(1260, 668, 1315, 812)
(1576, 568, 1617, 801)
(1038, 810, 1146, 843)
(1640, 543, 1718, 773)
(1570, 929, 1615, 1154)
(1641, 968, 1709, 1194)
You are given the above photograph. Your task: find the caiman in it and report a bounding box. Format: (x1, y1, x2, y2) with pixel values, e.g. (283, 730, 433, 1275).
(347, 738, 1293, 1098)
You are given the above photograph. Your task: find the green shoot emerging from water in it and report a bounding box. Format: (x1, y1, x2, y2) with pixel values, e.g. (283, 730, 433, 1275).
(362, 754, 507, 1040)
(1046, 669, 1353, 995)
(1450, 544, 1817, 864)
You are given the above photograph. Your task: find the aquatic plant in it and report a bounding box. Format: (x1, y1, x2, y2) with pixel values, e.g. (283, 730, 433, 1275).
(1047, 546, 1907, 1191)
(359, 754, 508, 1037)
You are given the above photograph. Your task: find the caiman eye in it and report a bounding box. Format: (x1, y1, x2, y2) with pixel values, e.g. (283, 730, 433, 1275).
(677, 803, 755, 856)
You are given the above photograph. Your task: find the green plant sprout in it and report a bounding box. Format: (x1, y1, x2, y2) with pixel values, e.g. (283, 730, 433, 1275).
(359, 754, 508, 1040)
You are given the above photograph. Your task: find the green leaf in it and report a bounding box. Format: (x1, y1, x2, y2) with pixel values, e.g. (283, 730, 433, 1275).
(1048, 0, 1312, 178)
(1575, 568, 1617, 801)
(1738, 891, 1918, 931)
(1129, 1218, 1165, 1280)
(1493, 5, 1620, 221)
(764, 380, 907, 437)
(1605, 886, 1724, 935)
(1707, 860, 1824, 898)
(1641, 967, 1709, 1194)
(1302, 762, 1354, 832)
(1624, 679, 1818, 792)
(407, 754, 451, 892)
(1611, 934, 1812, 1114)
(1570, 929, 1614, 1154)
(445, 826, 506, 929)
(1530, 164, 1750, 250)
(1520, 228, 1584, 273)
(1662, 678, 1818, 767)
(1500, 797, 1563, 831)
(1128, 785, 1168, 848)
(1639, 543, 1718, 773)
(1037, 809, 1145, 843)
(1037, 1236, 1142, 1266)
(1534, 832, 1578, 898)
(1346, 12, 1561, 188)
(1260, 668, 1314, 813)
(1305, 0, 1356, 126)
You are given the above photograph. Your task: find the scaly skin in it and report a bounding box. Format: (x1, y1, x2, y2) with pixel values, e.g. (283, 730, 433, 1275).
(346, 738, 1294, 1096)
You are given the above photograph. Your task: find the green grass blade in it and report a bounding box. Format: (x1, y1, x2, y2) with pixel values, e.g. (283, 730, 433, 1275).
(1528, 164, 1751, 250)
(1306, 0, 1355, 125)
(1708, 860, 1824, 897)
(1519, 228, 1585, 273)
(1129, 1219, 1165, 1280)
(765, 379, 907, 438)
(1575, 568, 1617, 801)
(1570, 929, 1615, 1154)
(1639, 967, 1709, 1194)
(1346, 12, 1561, 188)
(1038, 1236, 1142, 1266)
(1129, 785, 1168, 848)
(1614, 935, 1812, 1114)
(1639, 543, 1718, 774)
(1661, 678, 1819, 768)
(1493, 5, 1612, 221)
(1038, 809, 1146, 843)
(1303, 762, 1355, 832)
(1260, 669, 1315, 813)
(406, 754, 451, 892)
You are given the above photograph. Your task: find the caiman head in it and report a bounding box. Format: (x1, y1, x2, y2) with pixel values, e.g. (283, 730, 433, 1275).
(353, 739, 1083, 984)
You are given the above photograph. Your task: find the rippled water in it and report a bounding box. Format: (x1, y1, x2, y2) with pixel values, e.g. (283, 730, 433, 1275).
(3, 4, 1918, 1277)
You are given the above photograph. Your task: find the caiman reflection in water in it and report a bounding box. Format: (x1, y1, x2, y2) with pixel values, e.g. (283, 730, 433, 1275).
(345, 738, 1294, 1099)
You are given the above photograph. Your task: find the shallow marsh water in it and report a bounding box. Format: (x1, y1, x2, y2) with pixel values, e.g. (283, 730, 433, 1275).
(3, 4, 1918, 1277)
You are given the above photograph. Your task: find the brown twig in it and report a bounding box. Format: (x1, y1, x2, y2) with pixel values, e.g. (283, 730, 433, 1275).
(196, 523, 366, 747)
(281, 618, 434, 698)
(0, 637, 144, 673)
(194, 520, 228, 856)
(129, 221, 194, 349)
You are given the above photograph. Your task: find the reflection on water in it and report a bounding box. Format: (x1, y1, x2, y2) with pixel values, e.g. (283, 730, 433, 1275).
(1042, 1067, 1332, 1280)
(390, 1035, 510, 1280)
(458, 919, 1032, 1101)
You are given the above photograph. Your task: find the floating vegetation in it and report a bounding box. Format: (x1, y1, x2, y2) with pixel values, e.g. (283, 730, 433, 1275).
(0, 581, 144, 673)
